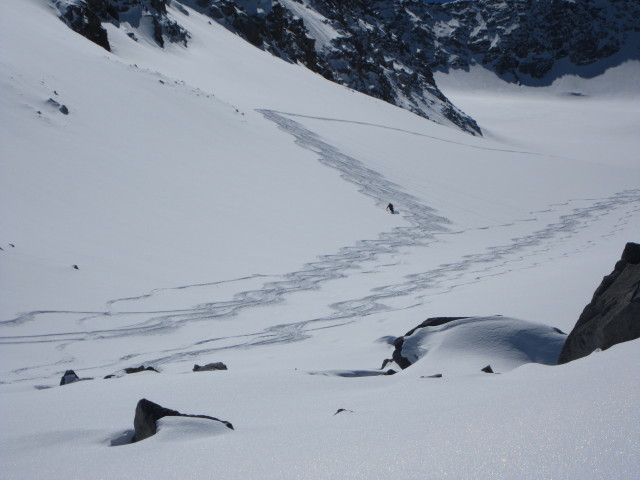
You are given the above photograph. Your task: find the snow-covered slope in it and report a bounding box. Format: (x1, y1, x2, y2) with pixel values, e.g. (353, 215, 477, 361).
(1, 0, 639, 478)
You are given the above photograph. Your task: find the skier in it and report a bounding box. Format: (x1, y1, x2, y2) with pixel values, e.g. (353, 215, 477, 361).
(386, 203, 395, 214)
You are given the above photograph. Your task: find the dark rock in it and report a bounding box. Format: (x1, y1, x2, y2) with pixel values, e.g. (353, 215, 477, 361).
(481, 365, 494, 374)
(59, 105, 69, 115)
(384, 369, 397, 376)
(421, 374, 443, 378)
(380, 358, 393, 370)
(132, 398, 234, 442)
(58, 2, 111, 51)
(60, 369, 79, 385)
(72, 264, 79, 270)
(55, 0, 189, 51)
(334, 408, 354, 415)
(558, 243, 640, 364)
(104, 374, 115, 379)
(124, 365, 158, 374)
(193, 362, 228, 372)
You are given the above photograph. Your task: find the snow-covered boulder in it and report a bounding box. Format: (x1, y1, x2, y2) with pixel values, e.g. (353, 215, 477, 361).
(388, 316, 567, 376)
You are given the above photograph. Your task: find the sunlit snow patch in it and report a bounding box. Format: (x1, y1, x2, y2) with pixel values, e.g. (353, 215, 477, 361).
(150, 416, 233, 443)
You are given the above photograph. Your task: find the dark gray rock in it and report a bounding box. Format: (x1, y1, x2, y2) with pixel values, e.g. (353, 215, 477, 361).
(55, 0, 189, 51)
(558, 242, 640, 364)
(481, 365, 494, 374)
(193, 362, 228, 372)
(58, 2, 111, 51)
(124, 365, 159, 374)
(132, 398, 234, 442)
(60, 369, 79, 386)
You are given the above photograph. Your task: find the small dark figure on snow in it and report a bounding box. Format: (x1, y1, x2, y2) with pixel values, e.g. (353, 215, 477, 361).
(386, 203, 395, 214)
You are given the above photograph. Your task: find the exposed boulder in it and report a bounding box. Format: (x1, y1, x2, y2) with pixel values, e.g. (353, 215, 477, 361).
(59, 369, 93, 385)
(60, 369, 80, 385)
(132, 398, 234, 442)
(193, 362, 228, 372)
(558, 242, 640, 364)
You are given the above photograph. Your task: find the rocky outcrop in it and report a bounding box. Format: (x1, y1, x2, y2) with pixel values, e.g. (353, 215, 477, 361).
(55, 0, 189, 50)
(425, 0, 640, 83)
(558, 243, 640, 364)
(58, 1, 111, 51)
(132, 398, 234, 442)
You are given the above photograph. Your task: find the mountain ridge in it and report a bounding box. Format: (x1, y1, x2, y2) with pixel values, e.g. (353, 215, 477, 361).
(54, 0, 640, 135)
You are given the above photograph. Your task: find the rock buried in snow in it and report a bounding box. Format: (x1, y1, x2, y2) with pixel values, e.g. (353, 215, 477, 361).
(193, 362, 228, 372)
(334, 408, 354, 415)
(481, 365, 495, 374)
(132, 399, 234, 443)
(124, 365, 158, 374)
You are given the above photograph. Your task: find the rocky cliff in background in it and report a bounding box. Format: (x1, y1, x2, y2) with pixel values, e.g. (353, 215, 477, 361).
(558, 242, 640, 364)
(393, 0, 640, 83)
(54, 0, 640, 134)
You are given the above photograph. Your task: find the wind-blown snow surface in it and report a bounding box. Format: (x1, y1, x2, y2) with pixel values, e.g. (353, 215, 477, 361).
(1, 0, 639, 478)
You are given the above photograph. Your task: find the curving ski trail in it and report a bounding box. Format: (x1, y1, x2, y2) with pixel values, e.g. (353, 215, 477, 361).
(1, 111, 638, 381)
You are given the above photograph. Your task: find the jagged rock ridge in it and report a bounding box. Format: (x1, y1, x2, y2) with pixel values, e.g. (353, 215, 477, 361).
(54, 0, 639, 134)
(53, 0, 481, 135)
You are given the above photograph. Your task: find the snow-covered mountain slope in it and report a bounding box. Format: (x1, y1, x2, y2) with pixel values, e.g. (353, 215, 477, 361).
(1, 0, 639, 478)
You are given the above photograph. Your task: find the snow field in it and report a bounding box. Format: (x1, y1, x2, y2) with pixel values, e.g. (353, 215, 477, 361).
(1, 0, 639, 479)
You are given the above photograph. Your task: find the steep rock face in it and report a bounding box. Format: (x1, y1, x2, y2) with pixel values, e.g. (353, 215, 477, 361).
(558, 243, 640, 364)
(292, 0, 482, 135)
(57, 0, 112, 51)
(55, 0, 190, 49)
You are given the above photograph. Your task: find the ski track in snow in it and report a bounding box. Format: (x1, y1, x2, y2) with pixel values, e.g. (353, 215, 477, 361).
(2, 111, 639, 381)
